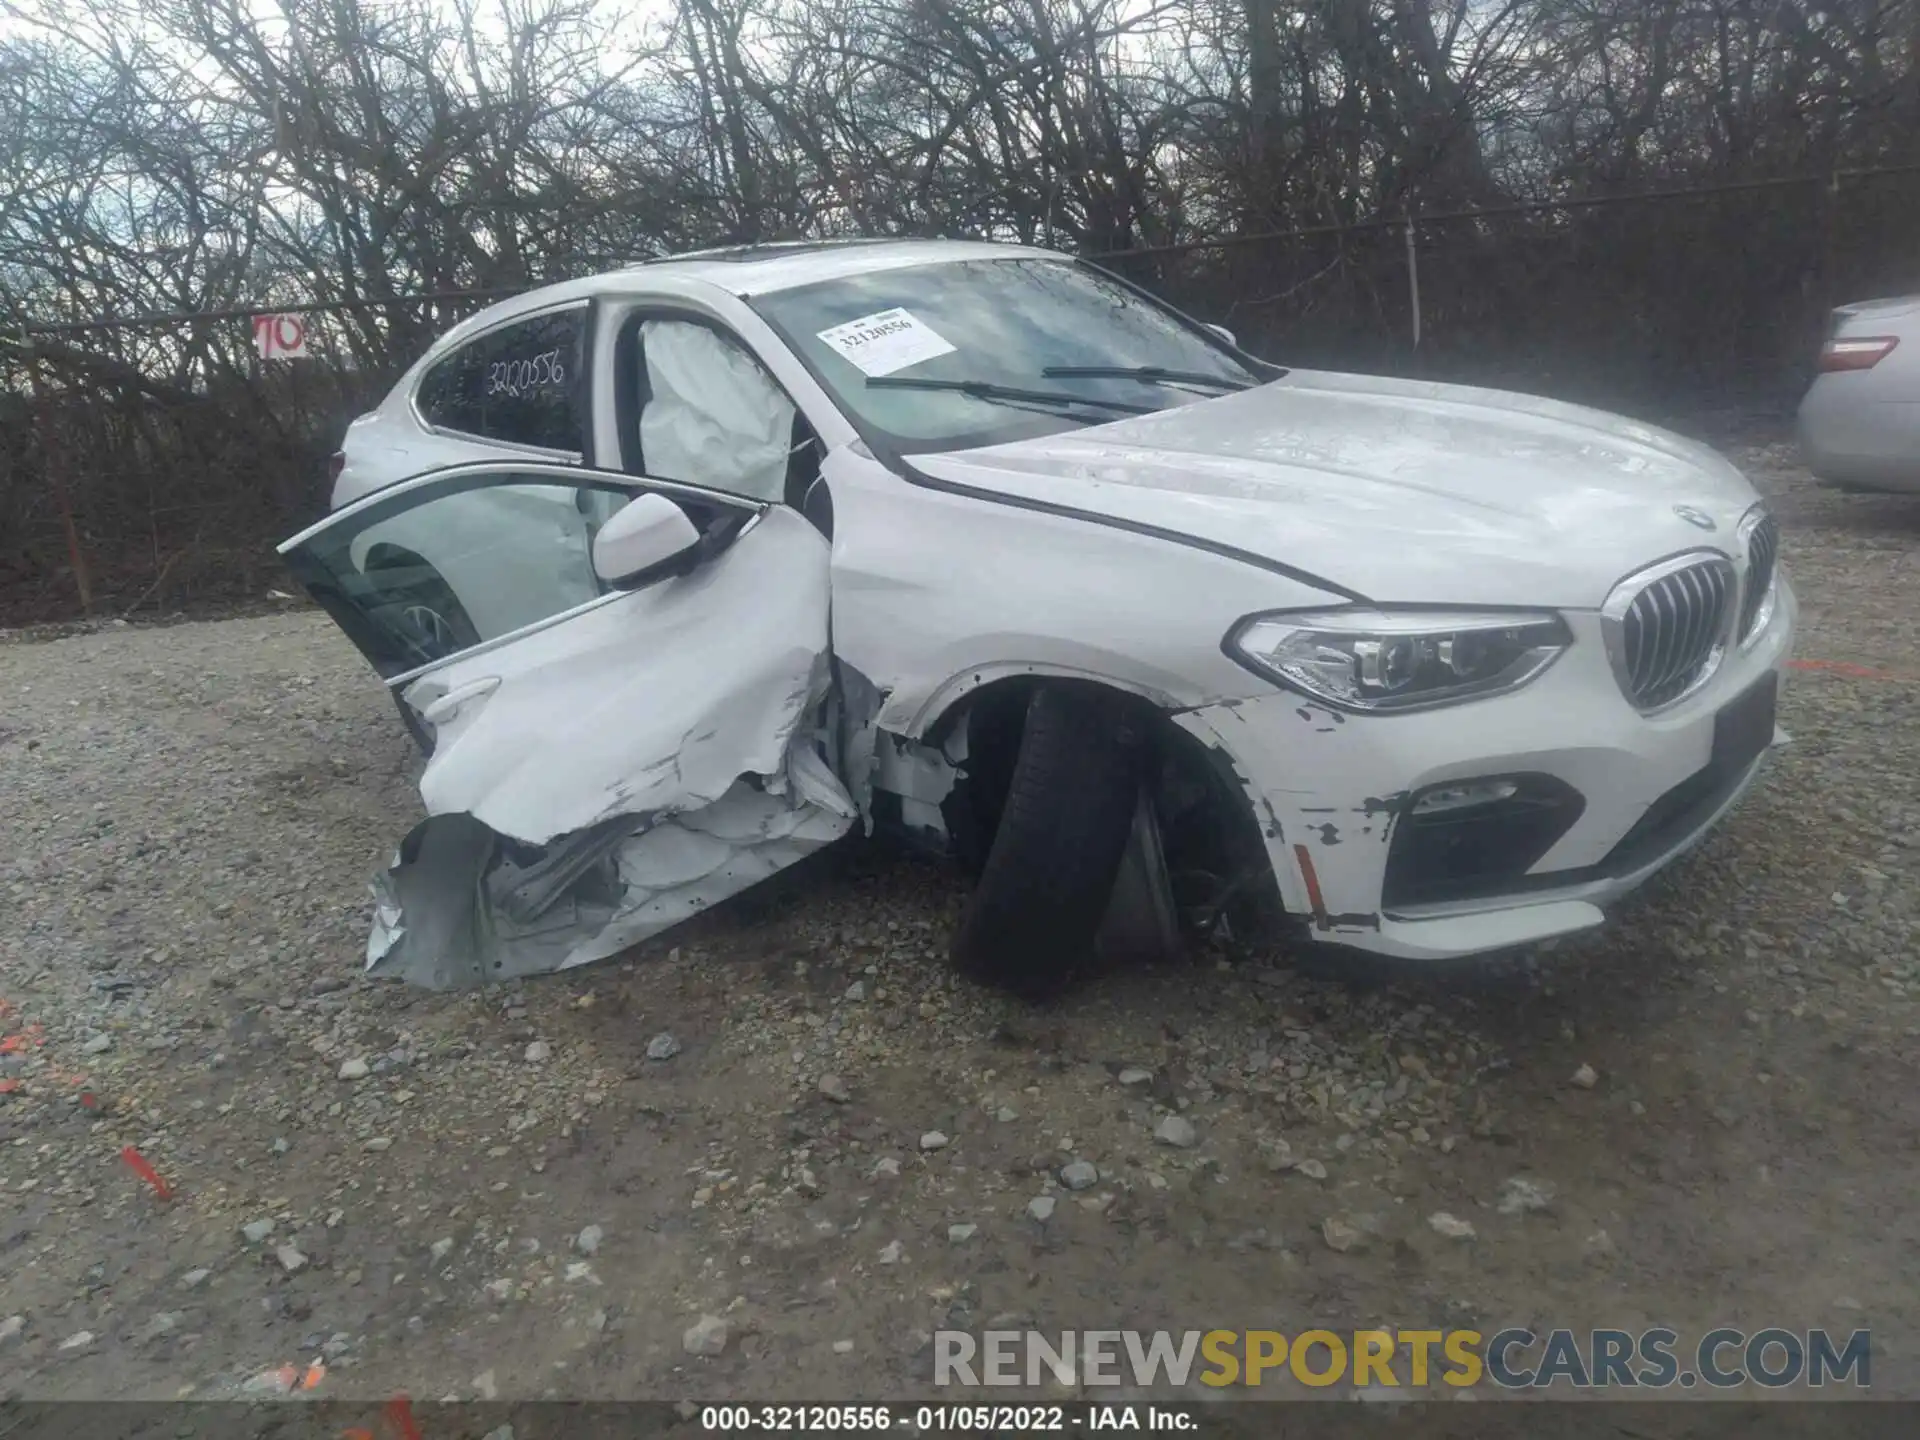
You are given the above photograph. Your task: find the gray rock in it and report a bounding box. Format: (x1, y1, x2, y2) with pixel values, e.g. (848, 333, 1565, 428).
(241, 1219, 275, 1243)
(1497, 1176, 1556, 1215)
(871, 1157, 901, 1178)
(818, 1074, 851, 1104)
(878, 1239, 905, 1264)
(1428, 1212, 1476, 1240)
(430, 1238, 454, 1263)
(833, 1339, 855, 1354)
(647, 1033, 681, 1061)
(1570, 1063, 1598, 1089)
(1321, 1217, 1362, 1252)
(683, 1314, 730, 1356)
(844, 981, 868, 1002)
(919, 1130, 949, 1151)
(472, 1369, 498, 1400)
(140, 1311, 184, 1341)
(524, 1040, 552, 1064)
(575, 1224, 604, 1256)
(1059, 1160, 1099, 1191)
(275, 1244, 309, 1274)
(337, 1057, 369, 1081)
(0, 1315, 22, 1344)
(80, 1033, 113, 1055)
(270, 1137, 290, 1155)
(58, 1330, 94, 1351)
(995, 1106, 1019, 1123)
(1117, 1066, 1153, 1087)
(1027, 1195, 1057, 1223)
(178, 1268, 211, 1290)
(947, 1223, 978, 1243)
(1154, 1114, 1199, 1148)
(1295, 1158, 1329, 1181)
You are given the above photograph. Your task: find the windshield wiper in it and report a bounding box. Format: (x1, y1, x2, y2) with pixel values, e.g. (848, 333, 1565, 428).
(866, 375, 1154, 415)
(1041, 364, 1251, 392)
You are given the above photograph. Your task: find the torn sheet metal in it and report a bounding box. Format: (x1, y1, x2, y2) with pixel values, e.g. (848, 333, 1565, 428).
(367, 746, 854, 989)
(367, 504, 854, 987)
(399, 506, 835, 847)
(832, 660, 885, 831)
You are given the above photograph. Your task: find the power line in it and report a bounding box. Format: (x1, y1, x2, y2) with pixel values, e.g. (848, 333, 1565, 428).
(18, 285, 528, 339)
(1086, 162, 1920, 262)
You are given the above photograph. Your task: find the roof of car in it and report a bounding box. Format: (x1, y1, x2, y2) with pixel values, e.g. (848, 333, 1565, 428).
(621, 237, 1069, 297)
(638, 238, 904, 264)
(413, 239, 1071, 371)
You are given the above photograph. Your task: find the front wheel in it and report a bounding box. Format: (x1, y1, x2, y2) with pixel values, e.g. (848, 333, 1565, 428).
(951, 684, 1148, 999)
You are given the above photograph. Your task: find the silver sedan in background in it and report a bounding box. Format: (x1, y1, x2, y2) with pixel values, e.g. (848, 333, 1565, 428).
(1797, 294, 1920, 493)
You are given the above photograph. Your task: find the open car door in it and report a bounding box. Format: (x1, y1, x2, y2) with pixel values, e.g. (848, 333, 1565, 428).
(279, 460, 852, 988)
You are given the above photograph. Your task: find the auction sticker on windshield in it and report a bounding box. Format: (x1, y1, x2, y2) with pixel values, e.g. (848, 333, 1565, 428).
(816, 308, 956, 376)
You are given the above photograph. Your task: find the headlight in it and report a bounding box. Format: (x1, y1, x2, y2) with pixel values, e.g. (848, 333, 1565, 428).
(1735, 505, 1780, 649)
(1227, 609, 1572, 713)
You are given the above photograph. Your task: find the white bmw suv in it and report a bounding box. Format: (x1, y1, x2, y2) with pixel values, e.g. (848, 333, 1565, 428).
(281, 238, 1794, 994)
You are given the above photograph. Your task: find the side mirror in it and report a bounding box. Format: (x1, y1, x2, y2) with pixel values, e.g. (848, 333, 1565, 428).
(591, 493, 701, 586)
(1203, 322, 1238, 348)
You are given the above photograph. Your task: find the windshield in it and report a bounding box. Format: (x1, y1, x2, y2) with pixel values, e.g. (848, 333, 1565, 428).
(749, 258, 1268, 452)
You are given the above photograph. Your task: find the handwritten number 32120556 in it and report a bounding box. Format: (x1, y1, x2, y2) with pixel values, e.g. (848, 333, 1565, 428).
(487, 348, 566, 399)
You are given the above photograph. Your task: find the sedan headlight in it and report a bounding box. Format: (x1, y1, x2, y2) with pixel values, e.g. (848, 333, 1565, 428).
(1227, 609, 1572, 714)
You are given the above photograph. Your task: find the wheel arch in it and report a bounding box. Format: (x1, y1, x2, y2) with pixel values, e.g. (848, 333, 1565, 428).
(905, 667, 1291, 947)
(902, 660, 1186, 747)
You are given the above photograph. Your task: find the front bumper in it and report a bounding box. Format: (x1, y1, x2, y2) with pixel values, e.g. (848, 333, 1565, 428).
(1176, 577, 1797, 961)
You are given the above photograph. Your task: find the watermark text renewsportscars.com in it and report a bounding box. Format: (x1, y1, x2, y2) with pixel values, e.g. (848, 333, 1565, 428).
(933, 1328, 1871, 1391)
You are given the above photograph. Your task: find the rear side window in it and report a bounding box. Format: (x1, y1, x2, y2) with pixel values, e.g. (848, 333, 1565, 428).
(416, 307, 586, 453)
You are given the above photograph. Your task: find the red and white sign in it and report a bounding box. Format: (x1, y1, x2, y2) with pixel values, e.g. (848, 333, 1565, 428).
(252, 313, 312, 360)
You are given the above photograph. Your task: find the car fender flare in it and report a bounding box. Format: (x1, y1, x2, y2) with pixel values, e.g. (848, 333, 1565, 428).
(887, 659, 1186, 744)
(1169, 703, 1321, 921)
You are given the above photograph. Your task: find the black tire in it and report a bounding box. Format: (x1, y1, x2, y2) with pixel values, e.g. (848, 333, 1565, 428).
(941, 692, 1026, 878)
(951, 684, 1148, 999)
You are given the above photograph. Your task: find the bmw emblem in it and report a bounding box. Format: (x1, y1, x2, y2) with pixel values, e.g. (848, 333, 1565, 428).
(1672, 504, 1717, 531)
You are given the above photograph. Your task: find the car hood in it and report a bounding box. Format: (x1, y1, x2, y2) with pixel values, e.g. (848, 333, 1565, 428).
(909, 369, 1762, 607)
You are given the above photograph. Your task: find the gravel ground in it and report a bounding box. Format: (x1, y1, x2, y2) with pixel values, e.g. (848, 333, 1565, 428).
(2, 443, 1918, 1406)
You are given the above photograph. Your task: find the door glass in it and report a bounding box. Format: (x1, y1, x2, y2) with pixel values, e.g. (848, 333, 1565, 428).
(284, 475, 634, 679)
(637, 319, 797, 501)
(417, 307, 586, 452)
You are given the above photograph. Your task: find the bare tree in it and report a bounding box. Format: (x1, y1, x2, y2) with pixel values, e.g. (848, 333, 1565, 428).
(0, 0, 1913, 620)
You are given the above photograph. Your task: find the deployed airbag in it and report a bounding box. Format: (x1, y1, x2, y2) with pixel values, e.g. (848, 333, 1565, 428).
(639, 319, 796, 502)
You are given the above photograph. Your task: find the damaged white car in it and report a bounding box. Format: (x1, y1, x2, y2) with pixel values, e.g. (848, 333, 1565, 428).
(282, 239, 1795, 995)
